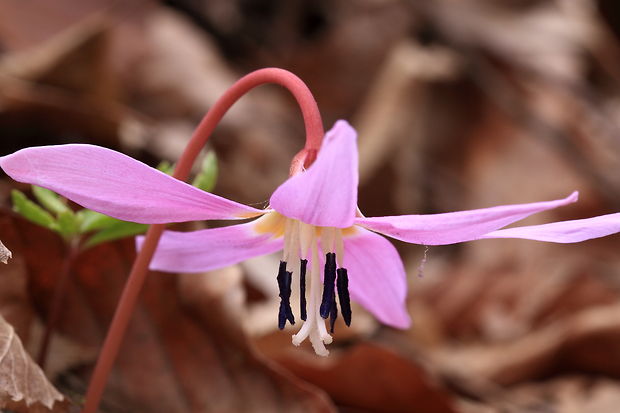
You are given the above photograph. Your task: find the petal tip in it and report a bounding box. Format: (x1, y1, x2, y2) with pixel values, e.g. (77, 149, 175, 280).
(392, 313, 412, 330)
(329, 120, 357, 142)
(333, 119, 353, 130)
(378, 311, 411, 330)
(568, 191, 579, 203)
(0, 151, 30, 180)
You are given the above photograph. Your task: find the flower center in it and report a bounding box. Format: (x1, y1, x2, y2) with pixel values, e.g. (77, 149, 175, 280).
(277, 218, 352, 356)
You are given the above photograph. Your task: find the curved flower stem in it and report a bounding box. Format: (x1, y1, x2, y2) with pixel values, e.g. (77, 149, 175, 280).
(82, 68, 324, 413)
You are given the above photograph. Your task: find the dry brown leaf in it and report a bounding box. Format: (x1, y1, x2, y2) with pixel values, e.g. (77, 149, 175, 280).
(0, 239, 11, 264)
(0, 207, 35, 344)
(421, 0, 598, 82)
(9, 212, 333, 412)
(433, 302, 620, 387)
(127, 7, 304, 205)
(457, 376, 620, 413)
(0, 0, 112, 52)
(0, 314, 65, 412)
(278, 343, 458, 413)
(355, 40, 460, 184)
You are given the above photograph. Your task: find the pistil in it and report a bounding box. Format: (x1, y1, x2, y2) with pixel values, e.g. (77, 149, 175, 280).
(282, 219, 354, 355)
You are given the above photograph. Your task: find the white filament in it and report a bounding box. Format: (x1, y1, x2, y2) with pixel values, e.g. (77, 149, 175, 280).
(291, 226, 331, 356)
(335, 229, 344, 267)
(320, 226, 335, 255)
(298, 222, 313, 260)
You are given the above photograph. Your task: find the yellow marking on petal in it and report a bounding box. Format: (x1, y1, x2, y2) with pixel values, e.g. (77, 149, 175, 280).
(312, 225, 358, 238)
(253, 211, 287, 238)
(236, 211, 266, 219)
(341, 225, 358, 237)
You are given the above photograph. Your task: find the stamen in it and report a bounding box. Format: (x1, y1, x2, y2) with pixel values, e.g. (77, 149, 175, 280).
(319, 252, 337, 319)
(278, 301, 287, 330)
(290, 225, 333, 356)
(329, 292, 338, 333)
(287, 221, 301, 269)
(335, 229, 345, 267)
(321, 227, 335, 255)
(291, 314, 312, 345)
(336, 268, 352, 326)
(309, 329, 329, 357)
(299, 222, 313, 259)
(277, 261, 295, 329)
(284, 270, 295, 325)
(300, 259, 308, 321)
(282, 219, 293, 262)
(292, 236, 319, 346)
(317, 318, 332, 344)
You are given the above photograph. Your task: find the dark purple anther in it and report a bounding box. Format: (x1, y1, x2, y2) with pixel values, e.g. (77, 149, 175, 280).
(277, 261, 295, 329)
(319, 253, 337, 318)
(337, 268, 352, 326)
(329, 293, 338, 333)
(300, 259, 308, 321)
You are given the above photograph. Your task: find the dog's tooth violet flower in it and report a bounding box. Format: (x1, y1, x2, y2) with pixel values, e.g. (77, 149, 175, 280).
(135, 120, 596, 356)
(3, 120, 620, 356)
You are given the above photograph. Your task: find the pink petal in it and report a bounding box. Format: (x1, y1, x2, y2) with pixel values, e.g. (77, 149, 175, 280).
(356, 191, 579, 245)
(1, 144, 262, 223)
(138, 219, 284, 273)
(270, 120, 358, 228)
(482, 212, 620, 242)
(342, 227, 411, 328)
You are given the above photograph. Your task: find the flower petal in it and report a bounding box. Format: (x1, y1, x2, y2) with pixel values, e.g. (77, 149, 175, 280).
(138, 214, 285, 273)
(356, 191, 579, 245)
(482, 212, 620, 242)
(1, 144, 262, 223)
(270, 120, 358, 228)
(341, 227, 411, 328)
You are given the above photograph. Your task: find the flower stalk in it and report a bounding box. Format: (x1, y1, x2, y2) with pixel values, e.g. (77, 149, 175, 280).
(82, 68, 324, 413)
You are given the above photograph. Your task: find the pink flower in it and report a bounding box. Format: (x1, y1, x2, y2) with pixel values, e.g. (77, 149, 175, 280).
(1, 120, 616, 355)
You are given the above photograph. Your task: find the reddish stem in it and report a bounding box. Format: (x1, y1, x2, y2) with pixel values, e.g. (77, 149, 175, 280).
(82, 68, 324, 413)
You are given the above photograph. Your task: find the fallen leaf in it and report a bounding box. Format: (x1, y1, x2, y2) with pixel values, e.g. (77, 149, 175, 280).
(0, 203, 35, 343)
(0, 238, 11, 263)
(12, 212, 334, 412)
(278, 343, 458, 413)
(0, 314, 66, 412)
(433, 302, 620, 387)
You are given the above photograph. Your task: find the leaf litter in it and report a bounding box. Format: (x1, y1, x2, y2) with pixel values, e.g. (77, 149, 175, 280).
(3, 0, 620, 412)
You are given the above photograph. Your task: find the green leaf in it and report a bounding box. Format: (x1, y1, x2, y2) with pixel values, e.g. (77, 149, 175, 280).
(11, 190, 58, 231)
(57, 210, 79, 239)
(157, 160, 174, 175)
(192, 151, 218, 192)
(84, 221, 148, 249)
(77, 210, 120, 233)
(31, 186, 70, 215)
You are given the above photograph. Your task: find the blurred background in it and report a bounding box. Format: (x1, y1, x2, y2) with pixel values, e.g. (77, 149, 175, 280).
(2, 0, 620, 412)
